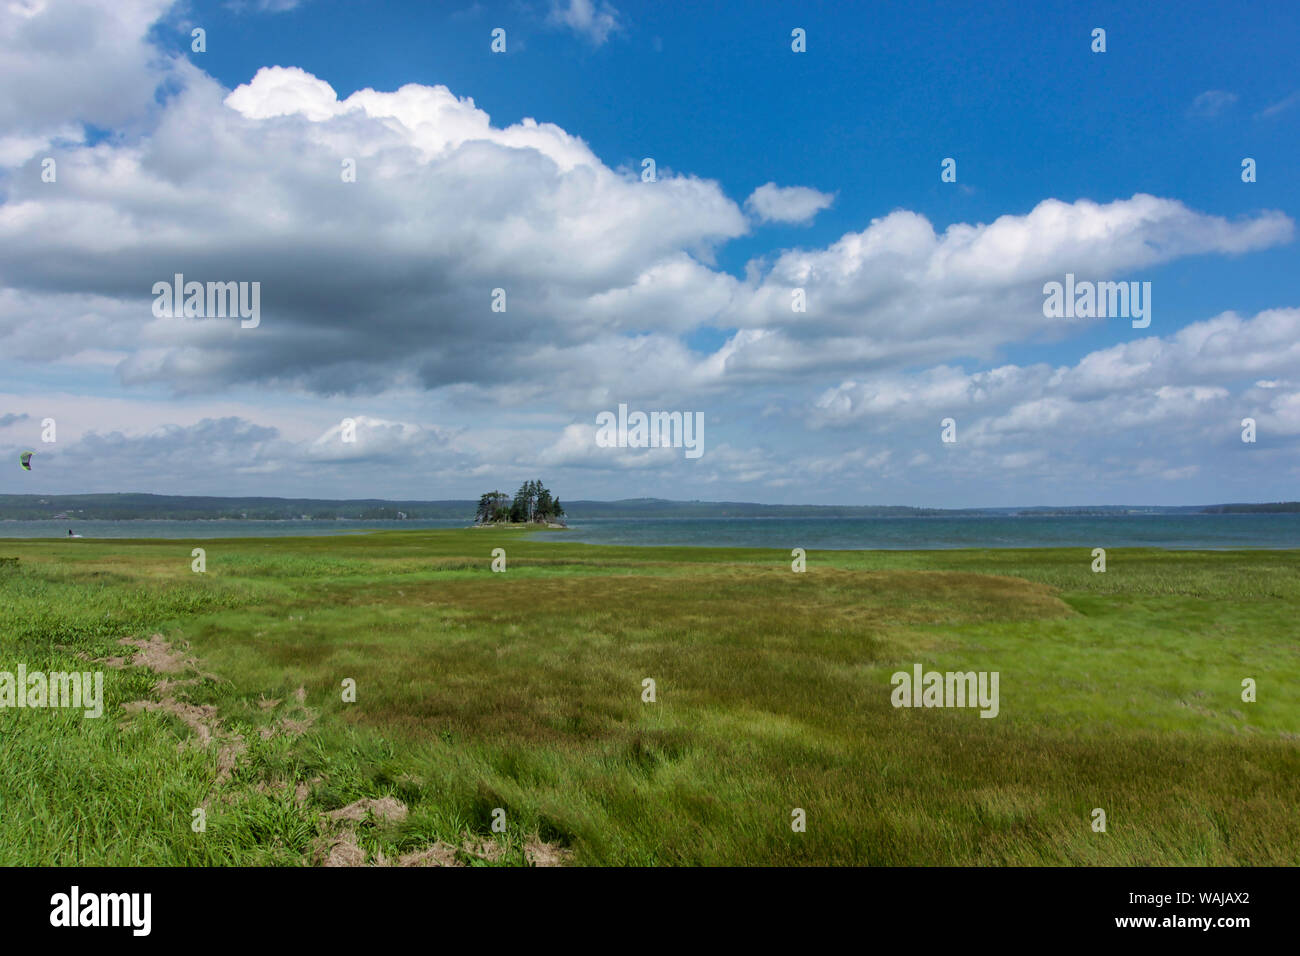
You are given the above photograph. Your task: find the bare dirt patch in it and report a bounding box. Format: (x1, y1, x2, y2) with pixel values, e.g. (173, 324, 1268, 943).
(524, 837, 574, 867)
(309, 794, 550, 867)
(327, 796, 408, 825)
(118, 633, 196, 673)
(305, 815, 568, 867)
(312, 831, 368, 867)
(395, 842, 462, 867)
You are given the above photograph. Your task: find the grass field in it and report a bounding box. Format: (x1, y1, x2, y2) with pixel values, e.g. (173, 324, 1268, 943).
(1, 529, 1297, 866)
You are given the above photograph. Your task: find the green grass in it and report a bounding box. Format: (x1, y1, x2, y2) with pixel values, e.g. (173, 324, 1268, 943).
(1, 530, 1297, 865)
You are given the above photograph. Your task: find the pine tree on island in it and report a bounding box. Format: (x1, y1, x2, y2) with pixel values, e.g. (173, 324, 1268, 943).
(474, 481, 566, 526)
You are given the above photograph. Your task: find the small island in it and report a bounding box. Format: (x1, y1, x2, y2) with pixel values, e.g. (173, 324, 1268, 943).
(474, 480, 567, 527)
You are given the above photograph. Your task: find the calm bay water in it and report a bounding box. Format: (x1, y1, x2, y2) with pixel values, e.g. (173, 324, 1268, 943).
(551, 515, 1300, 550)
(0, 518, 468, 539)
(2, 514, 1299, 549)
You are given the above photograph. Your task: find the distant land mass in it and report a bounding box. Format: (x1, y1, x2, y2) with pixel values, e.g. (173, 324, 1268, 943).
(0, 493, 1297, 521)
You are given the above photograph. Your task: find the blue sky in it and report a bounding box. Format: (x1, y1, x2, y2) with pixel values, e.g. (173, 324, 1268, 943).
(1, 0, 1298, 506)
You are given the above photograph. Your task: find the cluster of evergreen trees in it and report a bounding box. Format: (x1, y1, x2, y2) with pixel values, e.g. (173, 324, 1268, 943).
(474, 480, 565, 525)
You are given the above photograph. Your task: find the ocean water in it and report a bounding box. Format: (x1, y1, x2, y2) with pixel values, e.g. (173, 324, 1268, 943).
(0, 518, 468, 539)
(552, 515, 1300, 550)
(1, 513, 1299, 549)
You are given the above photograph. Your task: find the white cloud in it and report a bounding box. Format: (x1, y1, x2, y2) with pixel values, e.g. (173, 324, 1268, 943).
(744, 182, 835, 225)
(304, 415, 451, 463)
(232, 0, 307, 12)
(806, 309, 1300, 464)
(1259, 90, 1300, 118)
(718, 196, 1292, 380)
(0, 63, 749, 399)
(1189, 90, 1238, 117)
(0, 0, 175, 144)
(547, 0, 621, 46)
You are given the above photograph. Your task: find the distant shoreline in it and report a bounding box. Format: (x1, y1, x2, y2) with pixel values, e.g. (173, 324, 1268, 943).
(5, 513, 1300, 526)
(1, 492, 1297, 522)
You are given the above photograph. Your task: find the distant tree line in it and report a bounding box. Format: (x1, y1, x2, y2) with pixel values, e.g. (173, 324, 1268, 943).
(475, 480, 565, 525)
(1202, 502, 1300, 514)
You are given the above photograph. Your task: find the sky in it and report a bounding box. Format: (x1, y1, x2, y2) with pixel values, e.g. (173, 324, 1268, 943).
(1, 0, 1298, 507)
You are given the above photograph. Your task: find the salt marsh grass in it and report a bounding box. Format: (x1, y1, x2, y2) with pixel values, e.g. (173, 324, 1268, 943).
(0, 531, 1296, 865)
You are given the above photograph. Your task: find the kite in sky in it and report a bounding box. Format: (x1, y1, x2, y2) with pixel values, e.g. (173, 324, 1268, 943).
(19, 450, 33, 471)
